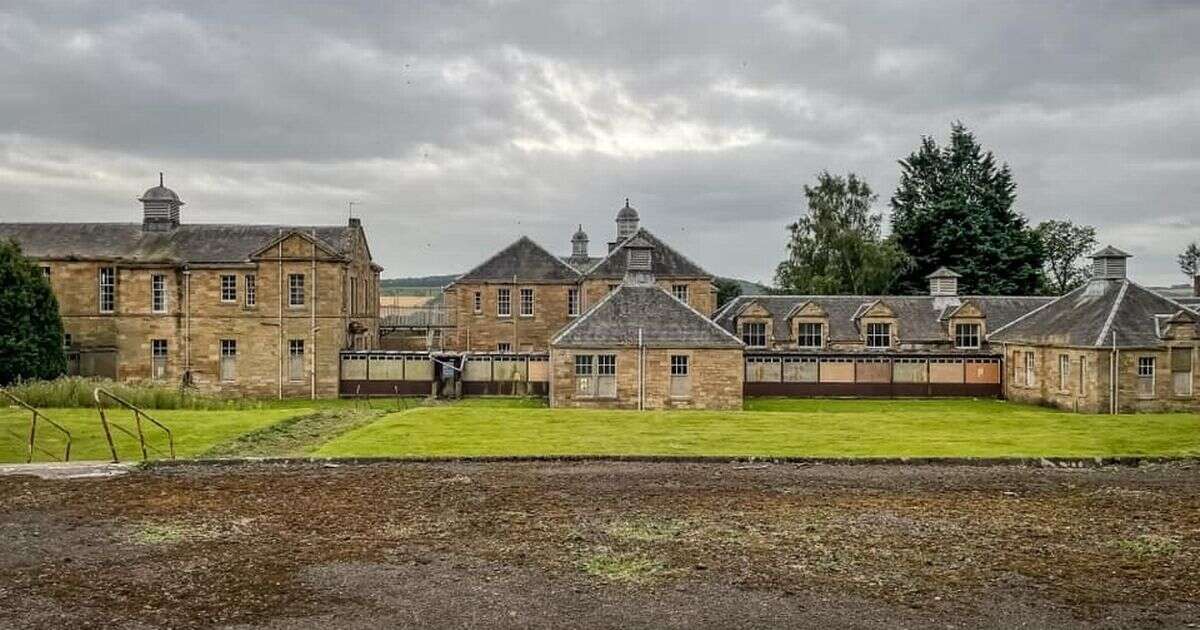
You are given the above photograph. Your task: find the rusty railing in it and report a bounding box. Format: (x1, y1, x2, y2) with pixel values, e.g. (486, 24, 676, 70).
(0, 389, 72, 463)
(93, 388, 175, 463)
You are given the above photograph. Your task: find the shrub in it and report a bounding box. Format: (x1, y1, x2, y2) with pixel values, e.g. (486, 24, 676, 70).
(0, 240, 66, 384)
(2, 376, 259, 410)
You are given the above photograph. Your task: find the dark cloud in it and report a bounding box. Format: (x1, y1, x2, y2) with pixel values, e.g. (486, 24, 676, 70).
(1, 1, 1198, 285)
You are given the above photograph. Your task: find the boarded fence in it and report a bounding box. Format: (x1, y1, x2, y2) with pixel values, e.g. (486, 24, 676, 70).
(744, 354, 1002, 398)
(339, 351, 549, 397)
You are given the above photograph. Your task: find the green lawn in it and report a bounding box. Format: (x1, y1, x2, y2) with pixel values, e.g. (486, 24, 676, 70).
(0, 407, 308, 463)
(314, 398, 1200, 459)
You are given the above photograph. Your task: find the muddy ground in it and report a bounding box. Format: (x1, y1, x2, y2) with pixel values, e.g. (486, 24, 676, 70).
(1, 461, 1197, 629)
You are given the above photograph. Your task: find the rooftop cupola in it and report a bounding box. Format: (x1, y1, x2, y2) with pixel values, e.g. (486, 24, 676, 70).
(571, 224, 589, 259)
(926, 266, 961, 297)
(616, 198, 639, 239)
(139, 173, 183, 232)
(622, 234, 655, 286)
(1091, 246, 1131, 280)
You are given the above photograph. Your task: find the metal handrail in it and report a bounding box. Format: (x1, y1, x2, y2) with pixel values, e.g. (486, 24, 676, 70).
(0, 389, 72, 463)
(93, 388, 175, 462)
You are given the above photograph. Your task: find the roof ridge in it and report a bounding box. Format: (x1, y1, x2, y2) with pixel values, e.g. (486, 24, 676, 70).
(1093, 280, 1130, 347)
(660, 284, 745, 345)
(454, 235, 581, 284)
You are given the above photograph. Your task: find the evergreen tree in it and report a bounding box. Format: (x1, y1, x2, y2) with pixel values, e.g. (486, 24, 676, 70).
(714, 278, 742, 308)
(775, 172, 907, 294)
(0, 240, 67, 385)
(1036, 219, 1097, 294)
(889, 122, 1044, 295)
(1179, 242, 1200, 279)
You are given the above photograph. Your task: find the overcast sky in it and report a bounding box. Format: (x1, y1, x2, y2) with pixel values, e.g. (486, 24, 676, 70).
(2, 1, 1198, 286)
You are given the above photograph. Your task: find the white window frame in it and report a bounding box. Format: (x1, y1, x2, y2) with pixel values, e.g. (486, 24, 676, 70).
(742, 322, 767, 348)
(98, 267, 115, 314)
(672, 284, 688, 303)
(151, 273, 167, 313)
(954, 323, 981, 349)
(797, 322, 823, 348)
(1058, 354, 1070, 391)
(288, 274, 305, 307)
(219, 339, 237, 382)
(497, 342, 512, 353)
(575, 354, 595, 397)
(473, 291, 482, 314)
(244, 274, 256, 307)
(1024, 351, 1036, 388)
(497, 288, 511, 317)
(288, 339, 305, 382)
(669, 354, 691, 398)
(866, 322, 891, 348)
(567, 287, 580, 317)
(220, 274, 237, 303)
(520, 287, 534, 317)
(151, 339, 168, 380)
(1137, 356, 1155, 399)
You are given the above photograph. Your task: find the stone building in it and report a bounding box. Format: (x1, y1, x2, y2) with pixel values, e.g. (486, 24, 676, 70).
(549, 245, 743, 410)
(990, 247, 1199, 413)
(0, 178, 381, 398)
(445, 201, 717, 352)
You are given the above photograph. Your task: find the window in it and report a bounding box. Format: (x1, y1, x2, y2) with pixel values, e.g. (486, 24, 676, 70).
(866, 323, 891, 348)
(797, 322, 823, 348)
(596, 354, 616, 398)
(608, 284, 619, 293)
(954, 323, 980, 349)
(575, 355, 594, 396)
(669, 355, 691, 398)
(1172, 348, 1193, 397)
(63, 333, 72, 348)
(289, 339, 305, 382)
(1058, 354, 1070, 391)
(473, 291, 482, 314)
(151, 274, 167, 313)
(1137, 356, 1155, 399)
(742, 322, 767, 348)
(572, 354, 616, 398)
(672, 284, 688, 303)
(151, 339, 168, 380)
(520, 288, 534, 317)
(98, 267, 115, 313)
(350, 277, 358, 315)
(244, 274, 256, 307)
(220, 274, 237, 302)
(288, 274, 305, 307)
(497, 288, 511, 316)
(41, 266, 51, 277)
(567, 287, 580, 317)
(1024, 351, 1036, 387)
(219, 339, 237, 382)
(1080, 357, 1088, 396)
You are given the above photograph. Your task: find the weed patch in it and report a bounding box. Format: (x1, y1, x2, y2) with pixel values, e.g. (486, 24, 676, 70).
(605, 517, 686, 543)
(581, 550, 666, 584)
(1112, 534, 1181, 558)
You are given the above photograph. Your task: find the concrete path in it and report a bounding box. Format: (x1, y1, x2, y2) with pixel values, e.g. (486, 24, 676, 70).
(0, 461, 133, 480)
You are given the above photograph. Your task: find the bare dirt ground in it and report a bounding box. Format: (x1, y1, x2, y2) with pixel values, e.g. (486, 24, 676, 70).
(1, 461, 1198, 629)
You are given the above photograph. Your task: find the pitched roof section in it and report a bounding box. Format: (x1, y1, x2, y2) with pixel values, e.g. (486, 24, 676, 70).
(455, 236, 581, 284)
(0, 223, 357, 264)
(584, 228, 711, 279)
(714, 294, 1053, 344)
(988, 279, 1196, 348)
(553, 285, 743, 348)
(925, 266, 962, 279)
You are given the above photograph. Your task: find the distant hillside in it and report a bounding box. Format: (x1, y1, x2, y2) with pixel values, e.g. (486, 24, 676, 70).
(382, 273, 769, 296)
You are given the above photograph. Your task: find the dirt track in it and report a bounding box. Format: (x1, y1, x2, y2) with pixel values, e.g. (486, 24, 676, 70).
(1, 461, 1198, 629)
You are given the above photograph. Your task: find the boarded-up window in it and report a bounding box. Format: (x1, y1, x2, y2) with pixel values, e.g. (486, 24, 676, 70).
(819, 359, 854, 383)
(596, 355, 616, 397)
(929, 360, 964, 384)
(528, 356, 550, 383)
(745, 357, 781, 382)
(893, 360, 928, 383)
(856, 360, 890, 383)
(965, 360, 1000, 384)
(463, 356, 492, 382)
(289, 340, 305, 381)
(219, 339, 237, 382)
(369, 355, 404, 381)
(1058, 355, 1070, 391)
(404, 356, 434, 381)
(1137, 356, 1155, 399)
(341, 354, 367, 380)
(670, 355, 691, 398)
(1171, 348, 1193, 397)
(783, 358, 818, 382)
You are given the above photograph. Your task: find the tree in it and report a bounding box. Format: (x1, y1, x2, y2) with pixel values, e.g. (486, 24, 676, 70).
(889, 122, 1044, 295)
(1179, 242, 1200, 280)
(0, 240, 67, 385)
(714, 278, 742, 308)
(774, 171, 907, 294)
(1036, 220, 1097, 294)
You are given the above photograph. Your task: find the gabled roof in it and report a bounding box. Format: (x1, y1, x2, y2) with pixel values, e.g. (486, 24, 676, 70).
(926, 266, 962, 279)
(454, 236, 581, 284)
(584, 228, 711, 279)
(714, 294, 1053, 344)
(1091, 245, 1131, 258)
(552, 285, 742, 349)
(989, 279, 1197, 348)
(0, 223, 358, 264)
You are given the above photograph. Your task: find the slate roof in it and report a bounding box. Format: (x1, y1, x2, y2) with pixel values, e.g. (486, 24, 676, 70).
(0, 223, 358, 264)
(713, 294, 1054, 345)
(584, 228, 711, 279)
(989, 279, 1198, 348)
(553, 285, 743, 349)
(561, 256, 603, 273)
(454, 236, 581, 284)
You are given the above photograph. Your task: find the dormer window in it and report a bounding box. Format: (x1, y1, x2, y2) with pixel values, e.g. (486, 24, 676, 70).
(954, 323, 981, 349)
(866, 322, 891, 348)
(797, 322, 823, 348)
(742, 322, 767, 348)
(628, 248, 651, 270)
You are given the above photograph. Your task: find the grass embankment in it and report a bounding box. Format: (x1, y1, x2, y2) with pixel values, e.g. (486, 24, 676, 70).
(315, 398, 1200, 459)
